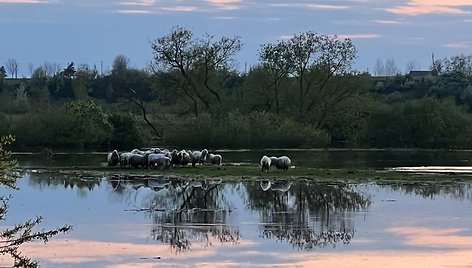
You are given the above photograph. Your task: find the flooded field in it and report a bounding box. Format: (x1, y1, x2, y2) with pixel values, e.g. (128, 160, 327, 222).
(2, 150, 472, 267)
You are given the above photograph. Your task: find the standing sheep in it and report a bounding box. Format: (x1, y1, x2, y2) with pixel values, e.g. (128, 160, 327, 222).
(274, 156, 291, 171)
(148, 153, 172, 170)
(191, 149, 208, 167)
(208, 153, 223, 167)
(119, 152, 133, 167)
(180, 150, 191, 166)
(260, 155, 271, 172)
(107, 150, 120, 166)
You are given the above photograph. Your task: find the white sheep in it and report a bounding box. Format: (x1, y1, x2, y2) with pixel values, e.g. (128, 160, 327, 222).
(208, 153, 223, 166)
(274, 156, 291, 171)
(191, 149, 208, 167)
(180, 150, 191, 166)
(260, 155, 271, 172)
(148, 153, 171, 170)
(107, 150, 120, 166)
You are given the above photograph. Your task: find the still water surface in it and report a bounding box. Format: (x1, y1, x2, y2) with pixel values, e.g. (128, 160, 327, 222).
(3, 150, 472, 267)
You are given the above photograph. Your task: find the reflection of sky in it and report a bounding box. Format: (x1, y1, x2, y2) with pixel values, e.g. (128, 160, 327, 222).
(2, 174, 472, 267)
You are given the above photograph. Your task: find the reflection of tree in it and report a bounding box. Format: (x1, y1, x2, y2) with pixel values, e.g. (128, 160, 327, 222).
(108, 176, 240, 253)
(379, 181, 472, 200)
(25, 170, 101, 193)
(246, 180, 371, 250)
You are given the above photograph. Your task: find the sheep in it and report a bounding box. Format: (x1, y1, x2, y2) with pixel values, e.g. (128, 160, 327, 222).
(260, 155, 271, 172)
(273, 156, 291, 171)
(131, 148, 145, 155)
(107, 150, 120, 166)
(148, 153, 172, 170)
(208, 153, 222, 167)
(191, 149, 208, 167)
(170, 149, 182, 166)
(180, 150, 191, 166)
(119, 152, 133, 167)
(128, 154, 145, 168)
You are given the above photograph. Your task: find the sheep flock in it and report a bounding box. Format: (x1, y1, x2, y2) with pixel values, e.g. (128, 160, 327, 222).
(107, 148, 292, 172)
(107, 148, 223, 170)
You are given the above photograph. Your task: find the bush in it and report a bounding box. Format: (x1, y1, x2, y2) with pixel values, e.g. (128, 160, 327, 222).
(162, 111, 330, 149)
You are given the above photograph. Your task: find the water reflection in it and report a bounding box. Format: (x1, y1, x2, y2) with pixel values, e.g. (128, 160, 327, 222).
(26, 170, 101, 192)
(247, 179, 371, 250)
(108, 175, 239, 253)
(20, 170, 472, 257)
(378, 181, 472, 200)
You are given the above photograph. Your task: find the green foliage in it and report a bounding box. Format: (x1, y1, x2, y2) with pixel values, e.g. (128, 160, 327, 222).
(108, 113, 144, 150)
(366, 98, 472, 148)
(162, 111, 329, 149)
(324, 96, 378, 146)
(62, 100, 113, 149)
(0, 135, 17, 187)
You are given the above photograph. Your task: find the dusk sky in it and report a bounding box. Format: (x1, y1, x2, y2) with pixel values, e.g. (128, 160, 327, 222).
(1, 0, 472, 77)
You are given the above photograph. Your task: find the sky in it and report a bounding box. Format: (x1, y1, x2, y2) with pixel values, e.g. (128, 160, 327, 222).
(1, 0, 472, 77)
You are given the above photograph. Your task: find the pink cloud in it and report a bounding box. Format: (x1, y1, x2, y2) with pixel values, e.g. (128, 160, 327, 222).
(0, 0, 52, 3)
(385, 0, 472, 15)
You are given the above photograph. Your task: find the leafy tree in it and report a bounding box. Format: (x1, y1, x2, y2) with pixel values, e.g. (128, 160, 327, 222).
(0, 135, 72, 267)
(257, 42, 292, 115)
(261, 32, 357, 123)
(433, 54, 472, 76)
(150, 26, 242, 115)
(0, 66, 6, 92)
(61, 100, 113, 150)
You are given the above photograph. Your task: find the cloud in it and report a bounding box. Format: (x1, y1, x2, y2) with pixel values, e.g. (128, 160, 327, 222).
(385, 0, 472, 15)
(119, 0, 155, 6)
(204, 0, 242, 10)
(337, 33, 381, 39)
(0, 0, 53, 3)
(372, 20, 402, 24)
(161, 5, 198, 12)
(115, 9, 151, 14)
(270, 3, 350, 10)
(444, 41, 472, 48)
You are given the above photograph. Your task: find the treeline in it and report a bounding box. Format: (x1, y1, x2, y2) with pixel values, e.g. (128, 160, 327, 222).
(1, 27, 472, 150)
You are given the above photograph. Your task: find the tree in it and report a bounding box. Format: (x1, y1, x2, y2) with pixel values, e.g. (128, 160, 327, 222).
(0, 135, 72, 267)
(112, 54, 129, 75)
(433, 54, 472, 76)
(374, 58, 399, 76)
(262, 31, 357, 124)
(374, 58, 385, 76)
(385, 58, 399, 76)
(150, 26, 242, 115)
(5, 58, 19, 79)
(258, 42, 293, 114)
(0, 66, 6, 92)
(61, 100, 113, 150)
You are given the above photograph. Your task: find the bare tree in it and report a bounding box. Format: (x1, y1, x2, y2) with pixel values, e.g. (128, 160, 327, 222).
(43, 62, 61, 76)
(405, 60, 420, 73)
(385, 58, 399, 76)
(5, 58, 19, 78)
(374, 58, 385, 76)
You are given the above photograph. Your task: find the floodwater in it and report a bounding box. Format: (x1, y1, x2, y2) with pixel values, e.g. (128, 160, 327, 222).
(2, 150, 472, 267)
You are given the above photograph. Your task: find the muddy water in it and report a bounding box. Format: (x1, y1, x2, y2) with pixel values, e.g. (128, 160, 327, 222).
(3, 150, 472, 267)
